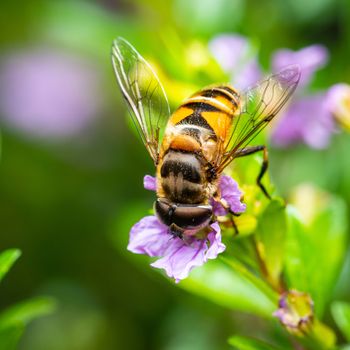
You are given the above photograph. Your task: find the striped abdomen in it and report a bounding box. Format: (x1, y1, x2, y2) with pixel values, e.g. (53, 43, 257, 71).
(157, 85, 240, 204)
(169, 85, 240, 145)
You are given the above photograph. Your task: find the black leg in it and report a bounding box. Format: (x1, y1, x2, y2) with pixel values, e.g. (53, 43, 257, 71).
(216, 198, 241, 235)
(235, 145, 271, 199)
(228, 209, 240, 235)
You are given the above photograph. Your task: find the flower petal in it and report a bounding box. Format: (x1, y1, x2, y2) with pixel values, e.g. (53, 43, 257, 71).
(209, 34, 261, 89)
(327, 83, 350, 130)
(211, 175, 246, 216)
(205, 222, 226, 260)
(209, 34, 249, 72)
(151, 222, 226, 282)
(143, 175, 157, 191)
(271, 94, 335, 149)
(273, 290, 314, 336)
(151, 237, 207, 283)
(0, 48, 101, 139)
(272, 45, 328, 88)
(231, 57, 262, 90)
(127, 216, 170, 257)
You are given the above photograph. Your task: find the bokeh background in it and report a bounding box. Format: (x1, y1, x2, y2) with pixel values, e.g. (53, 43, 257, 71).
(0, 0, 349, 349)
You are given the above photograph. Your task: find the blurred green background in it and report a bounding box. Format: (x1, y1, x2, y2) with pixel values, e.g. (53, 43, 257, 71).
(0, 0, 349, 349)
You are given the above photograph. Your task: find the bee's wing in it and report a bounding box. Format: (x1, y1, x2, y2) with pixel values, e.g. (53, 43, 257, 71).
(111, 37, 170, 164)
(215, 65, 301, 173)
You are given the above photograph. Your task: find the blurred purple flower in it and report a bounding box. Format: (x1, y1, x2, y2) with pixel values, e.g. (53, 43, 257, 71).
(272, 45, 328, 88)
(0, 48, 102, 139)
(327, 83, 350, 131)
(209, 34, 261, 89)
(270, 45, 335, 149)
(271, 94, 335, 149)
(209, 36, 336, 149)
(128, 174, 246, 282)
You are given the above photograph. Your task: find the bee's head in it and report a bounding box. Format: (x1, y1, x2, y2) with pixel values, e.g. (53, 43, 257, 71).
(154, 198, 213, 237)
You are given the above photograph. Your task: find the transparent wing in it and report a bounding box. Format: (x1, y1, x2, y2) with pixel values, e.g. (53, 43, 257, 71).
(111, 37, 170, 164)
(215, 65, 301, 172)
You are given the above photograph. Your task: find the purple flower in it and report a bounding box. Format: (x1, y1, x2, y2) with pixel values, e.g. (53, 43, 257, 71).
(143, 175, 157, 191)
(271, 94, 335, 149)
(273, 290, 314, 336)
(0, 48, 102, 139)
(270, 45, 335, 149)
(272, 45, 328, 88)
(128, 216, 225, 282)
(211, 175, 246, 216)
(128, 174, 245, 282)
(209, 34, 261, 90)
(209, 37, 334, 149)
(327, 83, 350, 131)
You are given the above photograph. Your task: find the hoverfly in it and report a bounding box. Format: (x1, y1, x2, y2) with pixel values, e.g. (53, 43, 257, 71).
(112, 38, 300, 238)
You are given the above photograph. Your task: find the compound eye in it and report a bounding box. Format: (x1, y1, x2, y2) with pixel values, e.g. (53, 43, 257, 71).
(172, 205, 212, 229)
(154, 198, 172, 226)
(154, 199, 213, 230)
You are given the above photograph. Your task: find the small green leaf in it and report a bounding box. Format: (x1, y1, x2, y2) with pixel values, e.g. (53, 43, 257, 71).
(255, 198, 287, 288)
(331, 301, 350, 342)
(0, 249, 21, 283)
(179, 258, 276, 318)
(0, 296, 56, 331)
(228, 335, 282, 350)
(0, 325, 24, 350)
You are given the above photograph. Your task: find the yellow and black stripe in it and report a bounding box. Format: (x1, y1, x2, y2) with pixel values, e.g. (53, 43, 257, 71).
(169, 85, 240, 143)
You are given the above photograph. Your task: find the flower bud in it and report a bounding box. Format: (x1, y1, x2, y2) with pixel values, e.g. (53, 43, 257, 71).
(274, 290, 314, 336)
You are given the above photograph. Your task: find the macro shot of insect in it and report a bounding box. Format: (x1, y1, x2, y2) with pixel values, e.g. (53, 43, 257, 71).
(111, 37, 300, 239)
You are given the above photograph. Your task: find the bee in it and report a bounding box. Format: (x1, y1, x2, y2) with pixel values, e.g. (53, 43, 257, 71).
(112, 38, 300, 238)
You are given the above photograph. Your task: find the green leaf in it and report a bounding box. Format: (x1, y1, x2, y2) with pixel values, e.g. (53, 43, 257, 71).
(0, 325, 24, 350)
(228, 335, 282, 350)
(0, 249, 21, 283)
(179, 258, 276, 318)
(0, 296, 56, 331)
(284, 191, 347, 316)
(255, 198, 287, 288)
(307, 319, 336, 350)
(331, 301, 350, 342)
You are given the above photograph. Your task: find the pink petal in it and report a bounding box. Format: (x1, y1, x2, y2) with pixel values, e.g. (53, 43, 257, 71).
(327, 83, 350, 118)
(232, 57, 262, 90)
(0, 48, 101, 138)
(209, 35, 249, 72)
(272, 45, 328, 88)
(205, 222, 226, 260)
(143, 175, 157, 191)
(127, 216, 170, 257)
(151, 238, 207, 283)
(271, 94, 335, 149)
(151, 222, 225, 282)
(209, 34, 261, 90)
(211, 175, 246, 216)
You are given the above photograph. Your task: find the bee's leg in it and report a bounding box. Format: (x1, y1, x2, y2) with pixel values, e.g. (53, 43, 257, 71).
(215, 197, 240, 235)
(230, 215, 239, 236)
(169, 223, 184, 240)
(235, 145, 271, 200)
